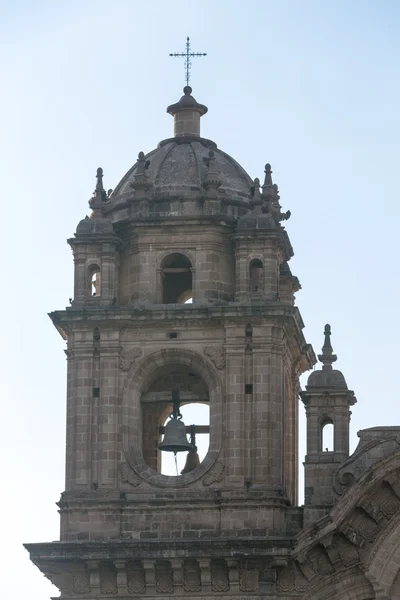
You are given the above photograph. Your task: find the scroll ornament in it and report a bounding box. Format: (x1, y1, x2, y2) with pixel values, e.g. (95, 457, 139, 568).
(204, 345, 225, 369)
(119, 347, 142, 371)
(202, 461, 224, 486)
(120, 462, 141, 487)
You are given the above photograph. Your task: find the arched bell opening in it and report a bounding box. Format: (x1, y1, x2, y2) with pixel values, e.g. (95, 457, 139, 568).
(88, 264, 101, 297)
(140, 363, 210, 476)
(249, 258, 264, 293)
(321, 417, 334, 452)
(161, 253, 193, 304)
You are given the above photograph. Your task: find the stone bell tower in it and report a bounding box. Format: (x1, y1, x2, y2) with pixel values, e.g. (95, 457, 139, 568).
(25, 86, 315, 599)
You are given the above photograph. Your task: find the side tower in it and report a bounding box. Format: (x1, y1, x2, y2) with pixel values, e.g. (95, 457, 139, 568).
(26, 87, 315, 599)
(301, 325, 356, 526)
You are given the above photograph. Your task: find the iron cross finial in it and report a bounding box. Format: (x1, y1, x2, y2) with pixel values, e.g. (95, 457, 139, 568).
(169, 36, 207, 86)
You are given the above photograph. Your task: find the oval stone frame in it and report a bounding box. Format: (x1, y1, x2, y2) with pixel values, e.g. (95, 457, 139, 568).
(121, 348, 223, 487)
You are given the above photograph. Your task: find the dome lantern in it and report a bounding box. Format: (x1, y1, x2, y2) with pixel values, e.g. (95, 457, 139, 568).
(166, 86, 208, 137)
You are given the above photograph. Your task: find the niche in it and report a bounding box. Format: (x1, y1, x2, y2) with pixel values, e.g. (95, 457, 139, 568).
(249, 259, 263, 293)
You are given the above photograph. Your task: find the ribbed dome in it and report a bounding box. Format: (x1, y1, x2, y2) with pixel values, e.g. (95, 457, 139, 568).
(107, 137, 253, 221)
(76, 215, 114, 235)
(307, 369, 348, 390)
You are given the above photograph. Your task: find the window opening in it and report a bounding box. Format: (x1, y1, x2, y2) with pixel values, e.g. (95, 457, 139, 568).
(321, 420, 334, 451)
(245, 324, 253, 338)
(161, 254, 192, 304)
(88, 265, 101, 297)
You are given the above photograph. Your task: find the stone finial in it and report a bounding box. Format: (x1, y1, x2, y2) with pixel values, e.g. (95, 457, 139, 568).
(89, 167, 108, 214)
(203, 150, 222, 210)
(318, 324, 338, 371)
(263, 163, 273, 188)
(136, 151, 150, 175)
(261, 163, 291, 224)
(130, 152, 151, 205)
(250, 178, 262, 214)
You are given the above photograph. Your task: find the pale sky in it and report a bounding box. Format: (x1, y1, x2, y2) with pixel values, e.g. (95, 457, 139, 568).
(1, 1, 399, 598)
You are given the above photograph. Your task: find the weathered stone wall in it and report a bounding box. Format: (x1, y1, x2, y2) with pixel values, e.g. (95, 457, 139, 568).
(118, 224, 235, 305)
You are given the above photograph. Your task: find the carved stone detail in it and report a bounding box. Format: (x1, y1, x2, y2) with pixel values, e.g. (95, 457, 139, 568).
(211, 560, 229, 592)
(308, 546, 334, 577)
(334, 434, 400, 496)
(361, 484, 400, 522)
(183, 560, 201, 593)
(120, 462, 141, 487)
(73, 573, 91, 595)
(155, 561, 173, 594)
(204, 345, 226, 369)
(342, 508, 381, 546)
(239, 567, 259, 592)
(127, 562, 146, 594)
(276, 562, 308, 593)
(335, 534, 360, 567)
(202, 461, 224, 486)
(119, 347, 142, 371)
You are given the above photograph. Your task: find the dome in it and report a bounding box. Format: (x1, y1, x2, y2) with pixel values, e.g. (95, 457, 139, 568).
(307, 369, 348, 390)
(76, 215, 114, 235)
(306, 325, 348, 390)
(104, 88, 253, 223)
(107, 138, 253, 221)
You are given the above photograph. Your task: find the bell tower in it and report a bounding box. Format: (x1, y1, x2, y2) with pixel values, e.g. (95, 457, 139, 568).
(25, 87, 315, 599)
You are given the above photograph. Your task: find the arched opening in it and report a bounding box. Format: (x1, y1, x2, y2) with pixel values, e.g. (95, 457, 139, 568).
(321, 419, 334, 451)
(161, 253, 192, 304)
(141, 364, 209, 475)
(249, 259, 263, 293)
(245, 323, 253, 338)
(88, 265, 101, 297)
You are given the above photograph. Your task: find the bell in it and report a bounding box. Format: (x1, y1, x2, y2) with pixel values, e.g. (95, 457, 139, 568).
(158, 418, 193, 453)
(180, 447, 200, 474)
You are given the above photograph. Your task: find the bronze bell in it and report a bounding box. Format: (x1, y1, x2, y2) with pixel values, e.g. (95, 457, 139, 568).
(158, 418, 193, 453)
(180, 447, 200, 474)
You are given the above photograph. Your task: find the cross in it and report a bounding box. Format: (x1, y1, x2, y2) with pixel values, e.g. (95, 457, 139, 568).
(169, 36, 207, 86)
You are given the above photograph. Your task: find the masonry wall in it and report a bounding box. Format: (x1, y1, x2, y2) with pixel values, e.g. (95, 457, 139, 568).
(118, 224, 235, 305)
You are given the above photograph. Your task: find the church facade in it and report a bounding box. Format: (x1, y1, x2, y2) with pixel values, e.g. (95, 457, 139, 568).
(25, 87, 400, 600)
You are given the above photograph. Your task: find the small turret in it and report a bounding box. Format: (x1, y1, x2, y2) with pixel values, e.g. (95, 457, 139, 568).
(301, 325, 356, 526)
(69, 168, 122, 306)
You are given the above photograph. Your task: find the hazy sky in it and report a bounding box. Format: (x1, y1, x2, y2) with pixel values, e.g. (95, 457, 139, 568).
(1, 1, 399, 598)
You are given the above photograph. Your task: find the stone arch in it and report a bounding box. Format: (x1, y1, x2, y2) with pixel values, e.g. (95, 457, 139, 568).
(366, 511, 400, 597)
(320, 416, 334, 452)
(157, 247, 196, 268)
(121, 347, 223, 487)
(156, 249, 196, 304)
(300, 569, 375, 600)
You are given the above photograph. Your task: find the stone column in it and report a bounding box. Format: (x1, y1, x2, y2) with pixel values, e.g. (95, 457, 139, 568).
(252, 325, 284, 490)
(98, 331, 121, 488)
(224, 322, 245, 485)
